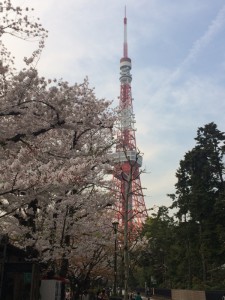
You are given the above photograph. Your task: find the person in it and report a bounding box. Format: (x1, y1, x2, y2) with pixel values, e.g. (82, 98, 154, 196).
(129, 292, 134, 300)
(97, 289, 109, 300)
(134, 291, 142, 300)
(222, 294, 225, 300)
(81, 290, 89, 300)
(65, 290, 71, 300)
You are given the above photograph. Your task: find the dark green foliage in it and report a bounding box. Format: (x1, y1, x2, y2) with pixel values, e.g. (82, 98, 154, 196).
(131, 206, 175, 289)
(135, 123, 225, 290)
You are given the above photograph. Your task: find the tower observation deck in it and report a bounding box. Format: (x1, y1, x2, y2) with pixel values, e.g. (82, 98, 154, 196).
(113, 10, 148, 233)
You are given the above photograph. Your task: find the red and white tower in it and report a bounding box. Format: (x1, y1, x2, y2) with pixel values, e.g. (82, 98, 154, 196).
(113, 9, 148, 233)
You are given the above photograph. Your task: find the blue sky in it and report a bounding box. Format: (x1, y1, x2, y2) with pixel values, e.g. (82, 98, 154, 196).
(10, 0, 225, 209)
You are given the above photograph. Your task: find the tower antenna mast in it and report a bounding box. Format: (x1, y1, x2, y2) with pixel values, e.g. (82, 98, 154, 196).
(124, 6, 128, 58)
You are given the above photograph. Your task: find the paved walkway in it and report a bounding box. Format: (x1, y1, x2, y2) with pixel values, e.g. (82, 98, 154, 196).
(142, 296, 170, 300)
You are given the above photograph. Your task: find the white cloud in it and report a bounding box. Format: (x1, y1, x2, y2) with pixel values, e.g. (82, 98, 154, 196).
(158, 3, 225, 87)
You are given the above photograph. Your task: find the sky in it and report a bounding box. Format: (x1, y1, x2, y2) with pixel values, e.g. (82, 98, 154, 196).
(8, 0, 225, 210)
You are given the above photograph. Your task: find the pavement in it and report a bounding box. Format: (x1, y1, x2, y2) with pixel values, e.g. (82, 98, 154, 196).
(142, 296, 170, 300)
(110, 295, 170, 300)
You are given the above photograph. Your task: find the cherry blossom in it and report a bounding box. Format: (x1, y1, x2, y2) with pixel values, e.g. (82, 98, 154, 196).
(0, 1, 117, 281)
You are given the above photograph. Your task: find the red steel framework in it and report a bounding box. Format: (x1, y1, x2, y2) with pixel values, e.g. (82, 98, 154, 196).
(113, 9, 148, 232)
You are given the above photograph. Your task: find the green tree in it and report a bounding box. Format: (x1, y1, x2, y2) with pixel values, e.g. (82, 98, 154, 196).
(137, 206, 175, 288)
(171, 122, 225, 288)
(138, 123, 225, 290)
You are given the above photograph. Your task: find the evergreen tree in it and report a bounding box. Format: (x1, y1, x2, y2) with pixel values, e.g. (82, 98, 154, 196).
(140, 206, 175, 288)
(139, 123, 225, 290)
(171, 122, 225, 288)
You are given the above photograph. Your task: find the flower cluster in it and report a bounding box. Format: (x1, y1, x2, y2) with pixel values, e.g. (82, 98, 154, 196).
(0, 0, 118, 279)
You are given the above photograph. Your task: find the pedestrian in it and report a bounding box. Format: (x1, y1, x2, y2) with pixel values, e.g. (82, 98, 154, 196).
(97, 289, 109, 300)
(222, 294, 225, 300)
(65, 290, 71, 300)
(134, 291, 142, 300)
(81, 290, 89, 300)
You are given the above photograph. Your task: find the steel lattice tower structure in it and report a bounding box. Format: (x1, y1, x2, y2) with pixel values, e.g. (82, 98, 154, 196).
(113, 10, 148, 232)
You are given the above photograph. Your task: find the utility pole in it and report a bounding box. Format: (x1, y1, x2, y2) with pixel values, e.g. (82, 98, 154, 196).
(112, 221, 119, 296)
(123, 171, 132, 300)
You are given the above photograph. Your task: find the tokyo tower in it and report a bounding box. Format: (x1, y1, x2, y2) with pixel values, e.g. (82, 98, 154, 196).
(113, 9, 148, 233)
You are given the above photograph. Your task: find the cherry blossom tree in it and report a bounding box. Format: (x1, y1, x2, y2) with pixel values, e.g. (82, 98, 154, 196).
(66, 213, 116, 298)
(0, 0, 117, 280)
(0, 0, 47, 95)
